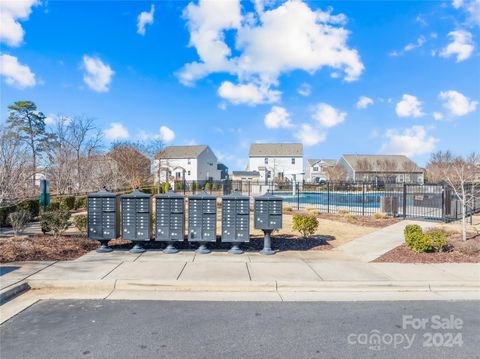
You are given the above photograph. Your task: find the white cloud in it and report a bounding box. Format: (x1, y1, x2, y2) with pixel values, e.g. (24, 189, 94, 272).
(0, 0, 38, 47)
(439, 90, 478, 116)
(452, 0, 480, 27)
(157, 126, 175, 143)
(0, 54, 36, 88)
(433, 112, 444, 120)
(356, 96, 374, 109)
(395, 94, 425, 118)
(311, 103, 347, 127)
(82, 55, 114, 93)
(404, 36, 426, 52)
(217, 81, 280, 105)
(104, 122, 129, 140)
(295, 123, 326, 146)
(179, 0, 363, 104)
(440, 30, 474, 62)
(297, 83, 311, 96)
(137, 4, 155, 36)
(264, 106, 293, 129)
(381, 126, 438, 157)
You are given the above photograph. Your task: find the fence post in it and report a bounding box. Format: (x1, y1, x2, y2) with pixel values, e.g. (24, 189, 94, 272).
(297, 182, 300, 211)
(403, 183, 407, 219)
(441, 185, 445, 222)
(327, 182, 330, 213)
(362, 182, 365, 216)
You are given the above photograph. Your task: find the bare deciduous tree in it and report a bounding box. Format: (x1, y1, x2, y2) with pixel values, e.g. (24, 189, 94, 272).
(108, 142, 151, 189)
(376, 159, 398, 184)
(428, 151, 479, 241)
(325, 164, 346, 182)
(0, 127, 31, 206)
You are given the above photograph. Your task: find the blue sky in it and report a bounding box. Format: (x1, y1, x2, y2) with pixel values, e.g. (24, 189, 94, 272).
(1, 0, 479, 170)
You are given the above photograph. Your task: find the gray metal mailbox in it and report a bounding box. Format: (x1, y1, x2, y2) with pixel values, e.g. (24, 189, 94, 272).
(188, 191, 216, 254)
(254, 191, 283, 255)
(87, 188, 119, 253)
(155, 190, 185, 254)
(221, 191, 250, 254)
(120, 189, 151, 253)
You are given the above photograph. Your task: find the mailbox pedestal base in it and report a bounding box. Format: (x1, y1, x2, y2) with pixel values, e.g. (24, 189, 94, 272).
(163, 242, 179, 254)
(130, 242, 146, 253)
(195, 242, 211, 254)
(260, 230, 275, 255)
(228, 243, 243, 255)
(96, 240, 112, 253)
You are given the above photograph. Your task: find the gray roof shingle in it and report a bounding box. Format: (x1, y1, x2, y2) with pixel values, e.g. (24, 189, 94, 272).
(341, 154, 422, 172)
(249, 143, 303, 157)
(156, 145, 208, 159)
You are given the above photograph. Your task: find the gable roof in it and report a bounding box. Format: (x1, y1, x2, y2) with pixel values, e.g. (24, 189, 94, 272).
(156, 145, 208, 159)
(307, 159, 336, 167)
(249, 143, 303, 157)
(232, 171, 260, 177)
(341, 154, 422, 172)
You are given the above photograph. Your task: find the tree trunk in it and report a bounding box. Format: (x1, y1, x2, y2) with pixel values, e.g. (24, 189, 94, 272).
(462, 202, 467, 241)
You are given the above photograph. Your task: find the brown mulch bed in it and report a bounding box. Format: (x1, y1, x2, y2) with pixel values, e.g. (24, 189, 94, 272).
(0, 235, 100, 262)
(314, 213, 400, 228)
(373, 234, 480, 263)
(0, 234, 332, 262)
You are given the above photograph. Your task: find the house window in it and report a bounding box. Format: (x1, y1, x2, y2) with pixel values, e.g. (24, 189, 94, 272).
(264, 157, 268, 164)
(187, 159, 191, 165)
(313, 166, 318, 171)
(176, 172, 181, 179)
(187, 170, 191, 176)
(291, 158, 295, 165)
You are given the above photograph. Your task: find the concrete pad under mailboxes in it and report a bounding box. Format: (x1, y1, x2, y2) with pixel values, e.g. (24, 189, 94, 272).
(307, 261, 392, 281)
(104, 261, 186, 280)
(28, 261, 121, 280)
(192, 251, 249, 263)
(73, 250, 141, 262)
(247, 262, 321, 281)
(247, 253, 304, 263)
(178, 262, 250, 281)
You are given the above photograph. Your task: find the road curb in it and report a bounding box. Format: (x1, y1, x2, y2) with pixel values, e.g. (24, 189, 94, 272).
(0, 282, 31, 305)
(24, 279, 480, 294)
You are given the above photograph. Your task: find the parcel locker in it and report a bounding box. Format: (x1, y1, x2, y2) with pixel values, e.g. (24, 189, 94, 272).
(154, 191, 185, 253)
(188, 191, 217, 254)
(87, 188, 119, 253)
(120, 189, 151, 253)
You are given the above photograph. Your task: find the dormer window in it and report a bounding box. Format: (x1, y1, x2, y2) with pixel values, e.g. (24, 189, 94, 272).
(264, 157, 268, 164)
(291, 158, 295, 164)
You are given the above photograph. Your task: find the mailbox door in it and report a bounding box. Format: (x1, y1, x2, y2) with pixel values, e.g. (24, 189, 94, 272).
(204, 199, 216, 213)
(202, 213, 216, 242)
(254, 200, 269, 229)
(169, 213, 184, 241)
(268, 200, 282, 214)
(268, 214, 282, 229)
(135, 212, 149, 240)
(236, 214, 249, 242)
(171, 199, 183, 213)
(89, 225, 102, 240)
(237, 199, 249, 214)
(156, 211, 169, 241)
(188, 200, 202, 241)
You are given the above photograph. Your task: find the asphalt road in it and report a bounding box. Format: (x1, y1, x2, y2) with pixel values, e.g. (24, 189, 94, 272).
(1, 300, 479, 359)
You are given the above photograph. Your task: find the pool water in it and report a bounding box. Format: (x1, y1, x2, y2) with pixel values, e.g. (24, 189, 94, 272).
(276, 191, 396, 208)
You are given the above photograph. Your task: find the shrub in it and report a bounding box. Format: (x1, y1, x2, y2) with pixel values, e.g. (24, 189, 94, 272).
(141, 186, 152, 194)
(74, 214, 87, 233)
(292, 213, 319, 238)
(283, 205, 293, 212)
(404, 224, 430, 253)
(49, 199, 60, 210)
(194, 182, 201, 191)
(204, 182, 211, 191)
(8, 210, 31, 236)
(18, 199, 40, 218)
(458, 241, 480, 256)
(74, 196, 87, 210)
(212, 182, 219, 191)
(424, 229, 448, 253)
(61, 196, 76, 210)
(338, 209, 349, 215)
(41, 209, 71, 238)
(161, 182, 170, 193)
(373, 212, 388, 220)
(345, 213, 358, 221)
(306, 207, 317, 212)
(175, 182, 184, 191)
(0, 204, 17, 227)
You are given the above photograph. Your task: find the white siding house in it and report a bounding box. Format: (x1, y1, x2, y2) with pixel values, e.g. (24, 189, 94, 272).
(248, 143, 304, 183)
(304, 159, 336, 182)
(153, 145, 221, 183)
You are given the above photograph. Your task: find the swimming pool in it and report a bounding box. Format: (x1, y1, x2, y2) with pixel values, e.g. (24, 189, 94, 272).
(275, 191, 397, 208)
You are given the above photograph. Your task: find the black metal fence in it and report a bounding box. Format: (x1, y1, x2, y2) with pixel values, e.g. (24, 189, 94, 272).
(169, 180, 480, 222)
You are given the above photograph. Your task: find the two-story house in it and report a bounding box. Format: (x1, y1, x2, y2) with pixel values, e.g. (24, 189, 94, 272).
(338, 154, 424, 184)
(304, 159, 337, 182)
(248, 143, 304, 183)
(153, 145, 221, 183)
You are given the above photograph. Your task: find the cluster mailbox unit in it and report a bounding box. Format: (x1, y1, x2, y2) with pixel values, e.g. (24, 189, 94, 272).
(221, 192, 250, 254)
(155, 191, 185, 254)
(87, 188, 119, 253)
(188, 191, 217, 254)
(254, 191, 283, 255)
(120, 189, 151, 253)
